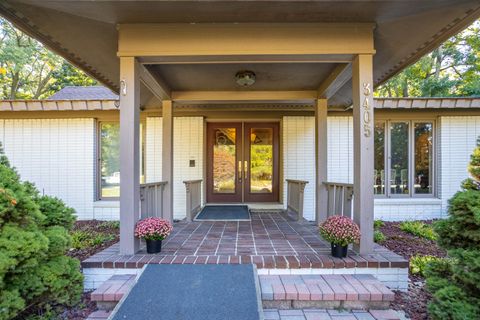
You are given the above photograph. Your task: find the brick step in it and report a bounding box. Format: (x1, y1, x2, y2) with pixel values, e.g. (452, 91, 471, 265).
(259, 274, 395, 310)
(86, 310, 111, 320)
(90, 274, 135, 311)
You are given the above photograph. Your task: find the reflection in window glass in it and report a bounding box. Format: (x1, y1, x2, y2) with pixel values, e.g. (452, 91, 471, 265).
(99, 123, 144, 199)
(390, 122, 409, 195)
(374, 122, 385, 195)
(250, 128, 273, 193)
(213, 128, 236, 193)
(414, 123, 433, 194)
(100, 123, 120, 198)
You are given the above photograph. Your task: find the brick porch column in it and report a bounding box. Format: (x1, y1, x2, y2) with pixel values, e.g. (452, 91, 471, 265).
(119, 57, 141, 255)
(352, 54, 375, 254)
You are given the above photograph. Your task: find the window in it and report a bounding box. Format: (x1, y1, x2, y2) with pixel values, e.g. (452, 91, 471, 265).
(374, 120, 434, 197)
(98, 122, 145, 200)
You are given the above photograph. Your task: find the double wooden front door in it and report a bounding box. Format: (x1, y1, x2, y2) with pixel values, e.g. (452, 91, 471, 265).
(206, 122, 280, 203)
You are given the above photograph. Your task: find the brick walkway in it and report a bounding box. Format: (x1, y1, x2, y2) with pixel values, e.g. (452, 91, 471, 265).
(82, 212, 407, 269)
(264, 309, 404, 320)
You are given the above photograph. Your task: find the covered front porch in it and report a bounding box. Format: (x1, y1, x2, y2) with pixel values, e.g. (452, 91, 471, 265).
(82, 211, 408, 290)
(117, 22, 376, 256)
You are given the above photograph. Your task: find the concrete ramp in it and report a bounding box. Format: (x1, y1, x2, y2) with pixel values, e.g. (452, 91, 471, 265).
(111, 264, 262, 320)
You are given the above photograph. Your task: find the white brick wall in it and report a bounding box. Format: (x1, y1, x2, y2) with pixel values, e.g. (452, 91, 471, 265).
(439, 116, 480, 216)
(283, 117, 316, 220)
(145, 117, 163, 183)
(173, 117, 204, 219)
(0, 118, 98, 220)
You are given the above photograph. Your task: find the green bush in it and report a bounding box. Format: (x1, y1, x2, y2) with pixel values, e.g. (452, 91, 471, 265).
(374, 230, 386, 243)
(426, 139, 480, 320)
(410, 255, 446, 277)
(374, 220, 384, 229)
(399, 220, 437, 241)
(0, 145, 82, 319)
(71, 230, 115, 250)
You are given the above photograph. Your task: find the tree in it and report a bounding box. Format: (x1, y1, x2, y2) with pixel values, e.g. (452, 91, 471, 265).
(0, 18, 96, 100)
(425, 139, 480, 319)
(376, 20, 480, 98)
(0, 144, 83, 319)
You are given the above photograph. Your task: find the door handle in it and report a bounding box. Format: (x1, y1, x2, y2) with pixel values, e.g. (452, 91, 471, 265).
(238, 161, 242, 182)
(244, 161, 248, 180)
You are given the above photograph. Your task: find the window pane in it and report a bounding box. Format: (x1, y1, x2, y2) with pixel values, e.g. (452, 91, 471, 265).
(390, 122, 409, 195)
(250, 128, 273, 193)
(100, 123, 120, 198)
(213, 128, 237, 193)
(374, 122, 385, 195)
(414, 123, 433, 194)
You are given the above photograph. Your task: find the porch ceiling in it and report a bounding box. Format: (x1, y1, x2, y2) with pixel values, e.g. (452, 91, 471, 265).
(1, 1, 479, 108)
(148, 63, 337, 92)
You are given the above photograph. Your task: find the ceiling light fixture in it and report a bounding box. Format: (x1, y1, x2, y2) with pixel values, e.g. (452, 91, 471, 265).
(235, 70, 256, 87)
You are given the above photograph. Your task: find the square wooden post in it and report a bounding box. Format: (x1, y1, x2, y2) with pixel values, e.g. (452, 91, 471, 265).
(315, 98, 328, 225)
(162, 100, 174, 222)
(119, 57, 141, 255)
(352, 54, 375, 254)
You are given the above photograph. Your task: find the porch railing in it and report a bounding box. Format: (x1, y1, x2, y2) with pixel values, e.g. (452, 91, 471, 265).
(139, 181, 168, 219)
(184, 179, 203, 222)
(286, 179, 309, 221)
(323, 181, 354, 219)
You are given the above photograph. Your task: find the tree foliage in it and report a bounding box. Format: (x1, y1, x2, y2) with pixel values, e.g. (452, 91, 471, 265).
(376, 20, 480, 97)
(0, 18, 96, 100)
(426, 139, 480, 319)
(0, 144, 83, 319)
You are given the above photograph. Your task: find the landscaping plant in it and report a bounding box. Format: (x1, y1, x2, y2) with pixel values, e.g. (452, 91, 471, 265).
(373, 220, 386, 243)
(0, 145, 83, 319)
(425, 139, 480, 319)
(399, 220, 437, 241)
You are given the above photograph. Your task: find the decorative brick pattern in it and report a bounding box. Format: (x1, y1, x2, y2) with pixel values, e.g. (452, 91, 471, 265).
(264, 309, 402, 320)
(91, 274, 135, 302)
(259, 275, 394, 302)
(82, 213, 407, 271)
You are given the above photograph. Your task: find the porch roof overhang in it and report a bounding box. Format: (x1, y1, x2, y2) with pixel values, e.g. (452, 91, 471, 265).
(1, 1, 479, 108)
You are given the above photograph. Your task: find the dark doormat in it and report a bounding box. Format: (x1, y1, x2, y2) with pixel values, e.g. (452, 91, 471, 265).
(195, 205, 250, 221)
(111, 264, 262, 320)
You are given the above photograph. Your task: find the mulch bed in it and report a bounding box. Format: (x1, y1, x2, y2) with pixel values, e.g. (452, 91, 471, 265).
(378, 220, 445, 320)
(67, 220, 120, 261)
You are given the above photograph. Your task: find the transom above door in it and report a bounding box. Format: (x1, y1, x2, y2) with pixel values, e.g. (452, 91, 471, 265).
(206, 122, 280, 203)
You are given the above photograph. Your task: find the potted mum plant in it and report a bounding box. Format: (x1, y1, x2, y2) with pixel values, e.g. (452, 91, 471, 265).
(135, 217, 173, 254)
(319, 216, 360, 258)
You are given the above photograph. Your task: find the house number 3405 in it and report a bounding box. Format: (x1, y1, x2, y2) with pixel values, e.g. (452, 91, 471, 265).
(362, 82, 372, 137)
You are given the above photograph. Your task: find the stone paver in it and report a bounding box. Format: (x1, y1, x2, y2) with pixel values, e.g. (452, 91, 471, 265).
(266, 309, 402, 320)
(259, 274, 394, 302)
(82, 212, 408, 269)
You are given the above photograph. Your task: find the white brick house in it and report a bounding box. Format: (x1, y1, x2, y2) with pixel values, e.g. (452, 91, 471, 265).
(1, 87, 479, 222)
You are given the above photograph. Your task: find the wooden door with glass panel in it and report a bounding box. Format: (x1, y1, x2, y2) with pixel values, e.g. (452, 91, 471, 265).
(206, 123, 243, 202)
(244, 122, 279, 202)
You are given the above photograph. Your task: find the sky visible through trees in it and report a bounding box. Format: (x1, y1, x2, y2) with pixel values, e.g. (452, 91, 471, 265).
(0, 17, 478, 99)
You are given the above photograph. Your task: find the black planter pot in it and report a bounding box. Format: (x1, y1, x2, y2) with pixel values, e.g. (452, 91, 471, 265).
(331, 243, 348, 258)
(146, 239, 162, 254)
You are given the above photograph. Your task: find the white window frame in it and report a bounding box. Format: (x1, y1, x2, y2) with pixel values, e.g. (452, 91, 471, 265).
(375, 119, 435, 199)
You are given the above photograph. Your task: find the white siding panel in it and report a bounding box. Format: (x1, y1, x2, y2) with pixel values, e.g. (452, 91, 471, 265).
(439, 116, 480, 217)
(2, 118, 97, 220)
(173, 117, 204, 220)
(327, 116, 353, 183)
(145, 117, 162, 183)
(283, 116, 316, 220)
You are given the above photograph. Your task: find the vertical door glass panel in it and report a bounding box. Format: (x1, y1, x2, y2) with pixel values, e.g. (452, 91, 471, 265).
(250, 128, 273, 193)
(213, 128, 236, 193)
(374, 122, 386, 195)
(100, 123, 120, 198)
(390, 122, 409, 195)
(414, 123, 433, 194)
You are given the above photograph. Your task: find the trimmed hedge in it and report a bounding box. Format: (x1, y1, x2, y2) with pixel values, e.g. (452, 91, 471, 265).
(0, 146, 82, 319)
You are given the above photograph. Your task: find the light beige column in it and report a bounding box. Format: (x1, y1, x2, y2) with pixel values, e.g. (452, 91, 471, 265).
(119, 57, 140, 255)
(315, 99, 328, 225)
(352, 54, 375, 254)
(162, 100, 174, 222)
